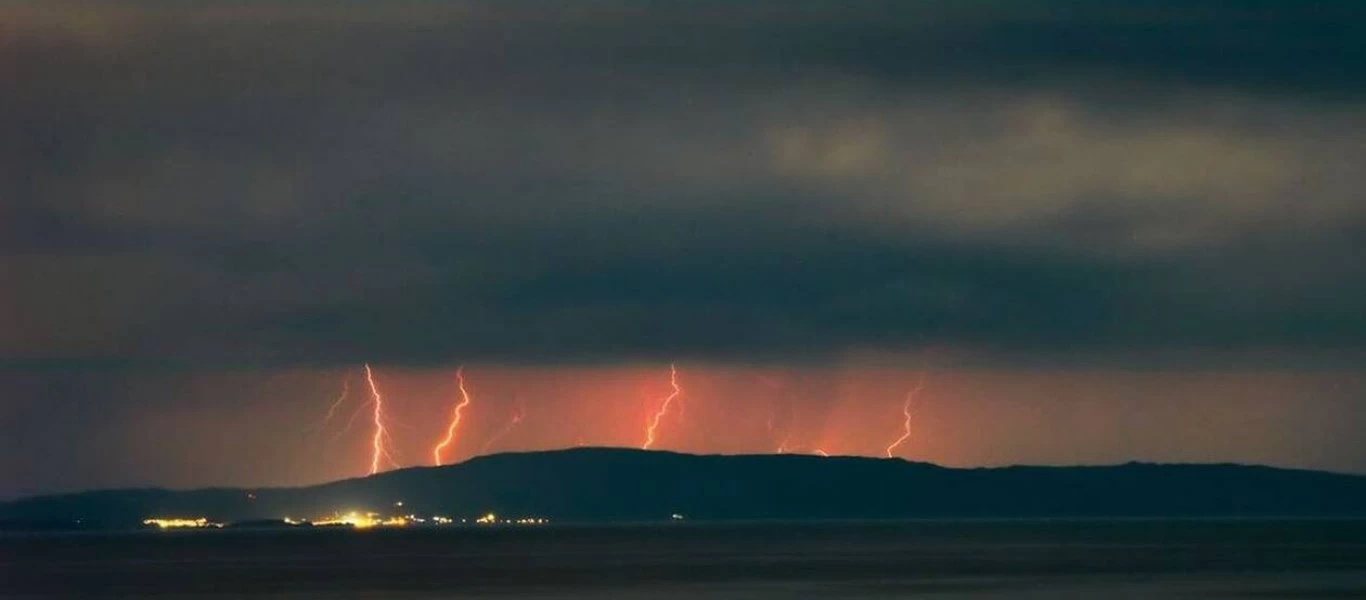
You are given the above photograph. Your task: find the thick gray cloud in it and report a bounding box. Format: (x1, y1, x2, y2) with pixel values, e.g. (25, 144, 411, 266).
(7, 1, 1366, 497)
(3, 0, 1365, 366)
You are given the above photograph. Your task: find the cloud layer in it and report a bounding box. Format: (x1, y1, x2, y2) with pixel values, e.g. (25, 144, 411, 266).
(4, 1, 1365, 366)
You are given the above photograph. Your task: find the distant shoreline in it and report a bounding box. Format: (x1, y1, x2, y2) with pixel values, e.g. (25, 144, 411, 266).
(7, 448, 1366, 530)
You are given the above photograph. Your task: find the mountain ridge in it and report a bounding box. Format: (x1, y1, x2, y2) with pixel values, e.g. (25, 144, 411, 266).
(6, 448, 1366, 529)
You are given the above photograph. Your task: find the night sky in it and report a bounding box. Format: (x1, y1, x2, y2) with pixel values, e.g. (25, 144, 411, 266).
(3, 1, 1365, 499)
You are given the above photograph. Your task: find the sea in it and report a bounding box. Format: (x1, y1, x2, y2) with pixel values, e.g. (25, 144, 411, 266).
(5, 520, 1366, 598)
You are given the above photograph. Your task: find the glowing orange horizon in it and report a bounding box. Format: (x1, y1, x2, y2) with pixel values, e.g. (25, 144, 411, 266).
(641, 363, 682, 450)
(311, 365, 948, 476)
(433, 366, 474, 465)
(885, 375, 928, 459)
(481, 401, 526, 454)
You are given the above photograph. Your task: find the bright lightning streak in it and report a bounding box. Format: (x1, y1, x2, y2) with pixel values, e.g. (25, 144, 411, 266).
(641, 363, 682, 450)
(813, 449, 830, 457)
(884, 375, 928, 459)
(433, 366, 474, 466)
(480, 401, 525, 454)
(363, 363, 398, 475)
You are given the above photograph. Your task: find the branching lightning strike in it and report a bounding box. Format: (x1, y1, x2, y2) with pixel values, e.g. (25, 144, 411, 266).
(363, 364, 400, 475)
(641, 363, 682, 450)
(884, 375, 928, 459)
(316, 377, 349, 431)
(433, 366, 474, 466)
(333, 396, 371, 443)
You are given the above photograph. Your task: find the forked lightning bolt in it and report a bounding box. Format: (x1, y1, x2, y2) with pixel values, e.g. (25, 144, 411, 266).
(363, 364, 400, 475)
(641, 363, 682, 450)
(333, 393, 371, 443)
(433, 366, 474, 466)
(885, 374, 928, 459)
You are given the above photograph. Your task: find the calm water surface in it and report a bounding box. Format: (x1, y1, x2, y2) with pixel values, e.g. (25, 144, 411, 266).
(4, 520, 1366, 598)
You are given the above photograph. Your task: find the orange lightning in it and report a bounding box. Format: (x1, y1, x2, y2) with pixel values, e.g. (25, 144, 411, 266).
(332, 395, 371, 443)
(305, 374, 351, 435)
(480, 401, 526, 454)
(433, 366, 474, 465)
(363, 364, 399, 475)
(641, 363, 682, 450)
(885, 375, 928, 459)
(777, 441, 825, 456)
(322, 376, 349, 426)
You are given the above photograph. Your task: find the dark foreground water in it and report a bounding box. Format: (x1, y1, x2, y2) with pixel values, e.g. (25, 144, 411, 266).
(5, 520, 1366, 598)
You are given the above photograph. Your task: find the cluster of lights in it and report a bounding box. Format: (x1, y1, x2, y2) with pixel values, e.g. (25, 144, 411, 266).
(309, 511, 410, 529)
(240, 510, 550, 529)
(147, 500, 550, 530)
(473, 512, 548, 526)
(143, 518, 223, 529)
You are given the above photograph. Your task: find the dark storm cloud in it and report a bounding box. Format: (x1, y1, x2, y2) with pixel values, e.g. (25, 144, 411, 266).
(3, 1, 1365, 366)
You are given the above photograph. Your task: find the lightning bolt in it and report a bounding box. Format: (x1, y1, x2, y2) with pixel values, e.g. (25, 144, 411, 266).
(433, 365, 474, 466)
(641, 363, 682, 450)
(321, 377, 349, 427)
(885, 374, 928, 459)
(304, 374, 351, 435)
(332, 394, 371, 443)
(776, 441, 826, 456)
(363, 364, 399, 475)
(480, 400, 525, 454)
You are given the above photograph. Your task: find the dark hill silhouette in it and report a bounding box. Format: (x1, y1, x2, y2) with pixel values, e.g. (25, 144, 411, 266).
(6, 448, 1366, 529)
